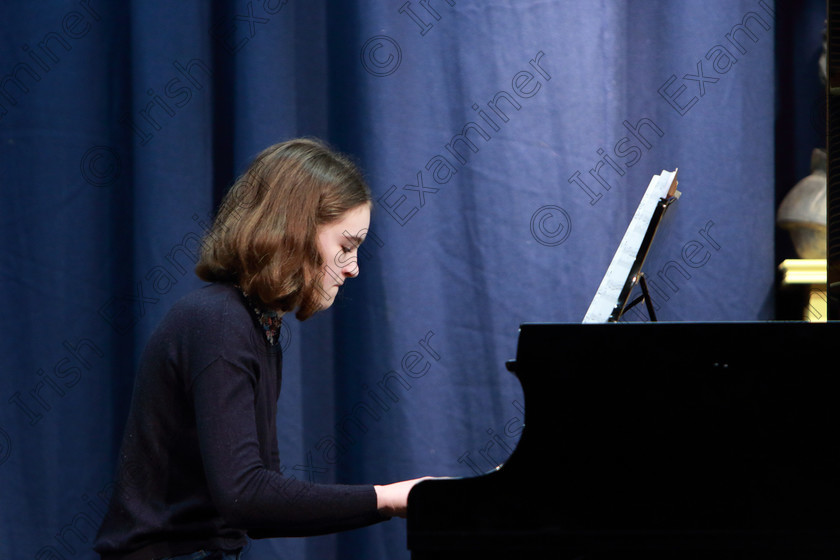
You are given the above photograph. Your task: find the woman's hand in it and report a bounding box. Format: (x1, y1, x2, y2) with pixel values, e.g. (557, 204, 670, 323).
(374, 477, 435, 518)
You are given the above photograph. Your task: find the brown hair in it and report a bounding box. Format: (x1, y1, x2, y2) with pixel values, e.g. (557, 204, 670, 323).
(195, 138, 371, 320)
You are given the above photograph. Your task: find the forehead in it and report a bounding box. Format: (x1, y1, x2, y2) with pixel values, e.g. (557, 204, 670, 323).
(320, 204, 371, 239)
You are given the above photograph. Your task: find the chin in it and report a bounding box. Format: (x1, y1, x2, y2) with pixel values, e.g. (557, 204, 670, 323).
(319, 292, 337, 309)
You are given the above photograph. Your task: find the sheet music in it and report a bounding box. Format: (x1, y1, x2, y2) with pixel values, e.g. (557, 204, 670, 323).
(582, 169, 678, 323)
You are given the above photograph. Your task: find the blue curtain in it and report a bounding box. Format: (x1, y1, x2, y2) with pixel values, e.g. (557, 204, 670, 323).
(0, 1, 825, 559)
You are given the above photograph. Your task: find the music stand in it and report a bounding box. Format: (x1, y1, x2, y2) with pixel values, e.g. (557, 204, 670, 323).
(582, 169, 680, 323)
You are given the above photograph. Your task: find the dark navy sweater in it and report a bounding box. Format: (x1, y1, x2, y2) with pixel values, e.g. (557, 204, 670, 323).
(94, 283, 385, 560)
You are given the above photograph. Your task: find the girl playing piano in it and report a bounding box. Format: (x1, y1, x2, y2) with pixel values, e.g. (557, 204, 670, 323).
(94, 138, 427, 560)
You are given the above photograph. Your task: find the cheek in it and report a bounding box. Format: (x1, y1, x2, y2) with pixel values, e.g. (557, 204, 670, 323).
(321, 246, 337, 269)
(315, 236, 331, 265)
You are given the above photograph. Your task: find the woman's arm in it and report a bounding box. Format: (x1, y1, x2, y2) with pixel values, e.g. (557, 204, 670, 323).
(191, 358, 388, 536)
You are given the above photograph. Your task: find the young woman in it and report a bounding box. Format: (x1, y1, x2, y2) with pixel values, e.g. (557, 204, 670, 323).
(94, 139, 427, 560)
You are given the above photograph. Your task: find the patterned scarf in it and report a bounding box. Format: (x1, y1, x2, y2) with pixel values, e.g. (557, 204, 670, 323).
(237, 285, 283, 346)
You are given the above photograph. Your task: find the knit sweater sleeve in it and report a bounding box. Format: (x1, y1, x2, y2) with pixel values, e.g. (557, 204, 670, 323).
(190, 356, 388, 537)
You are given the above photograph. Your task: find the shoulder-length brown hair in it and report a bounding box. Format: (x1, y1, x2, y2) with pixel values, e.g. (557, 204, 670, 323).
(195, 138, 371, 320)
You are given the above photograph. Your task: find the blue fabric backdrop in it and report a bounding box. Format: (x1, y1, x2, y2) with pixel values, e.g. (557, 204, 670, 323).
(0, 1, 826, 559)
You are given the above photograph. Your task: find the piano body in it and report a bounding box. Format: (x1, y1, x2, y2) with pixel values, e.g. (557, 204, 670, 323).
(407, 321, 840, 558)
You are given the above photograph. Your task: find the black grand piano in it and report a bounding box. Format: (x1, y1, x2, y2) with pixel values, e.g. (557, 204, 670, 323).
(407, 321, 840, 558)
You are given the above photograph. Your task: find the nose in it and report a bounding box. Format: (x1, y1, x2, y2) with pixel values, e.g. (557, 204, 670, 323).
(342, 261, 360, 278)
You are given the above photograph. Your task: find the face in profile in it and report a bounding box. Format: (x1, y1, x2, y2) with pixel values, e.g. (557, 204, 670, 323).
(315, 204, 372, 309)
